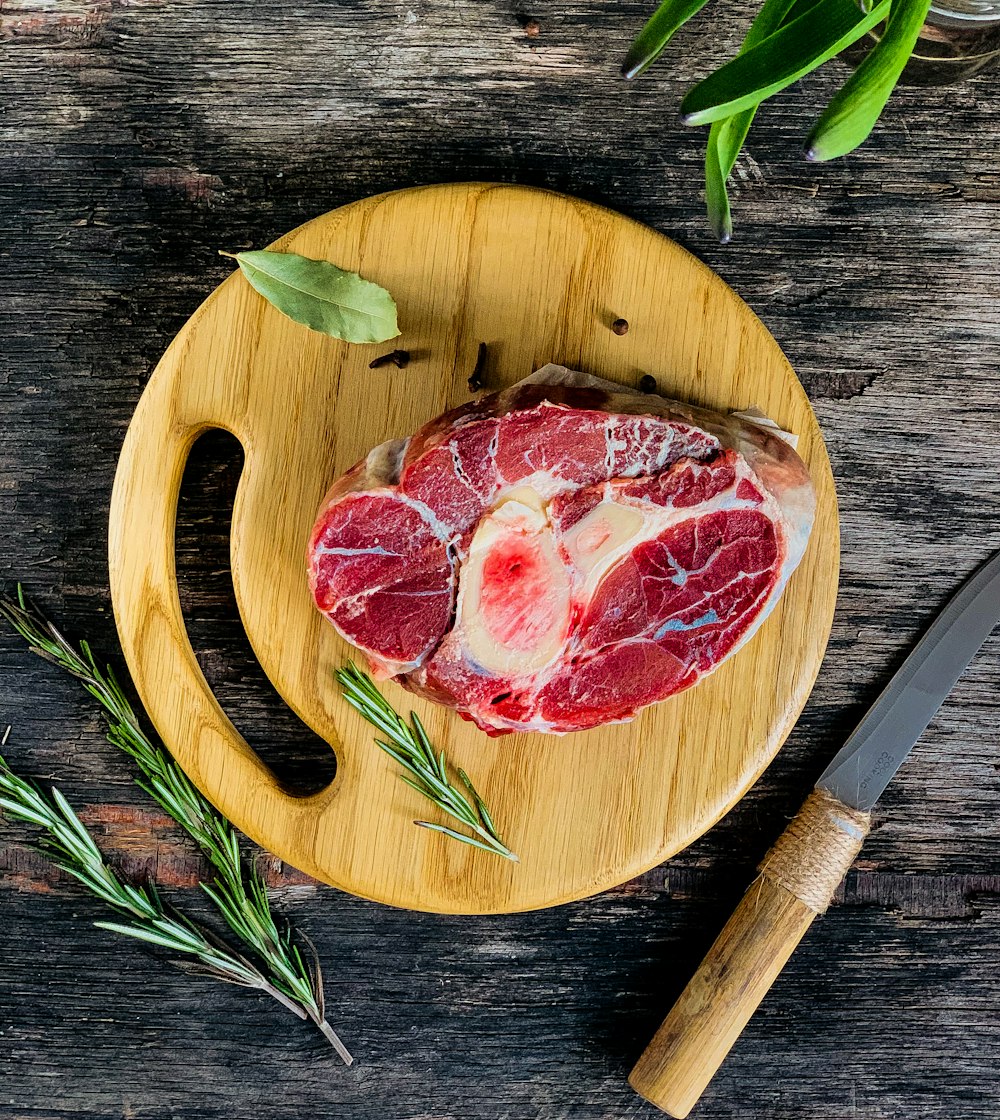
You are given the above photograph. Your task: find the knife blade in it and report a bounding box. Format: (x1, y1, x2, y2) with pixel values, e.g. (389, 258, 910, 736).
(630, 547, 1000, 1119)
(819, 547, 1000, 811)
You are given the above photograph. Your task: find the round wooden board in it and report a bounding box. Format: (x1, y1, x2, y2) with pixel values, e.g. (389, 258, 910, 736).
(109, 183, 839, 914)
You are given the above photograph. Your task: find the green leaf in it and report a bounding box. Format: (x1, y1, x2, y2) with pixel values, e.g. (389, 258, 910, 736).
(704, 0, 802, 242)
(681, 0, 893, 126)
(0, 798, 51, 829)
(806, 0, 932, 161)
(50, 787, 99, 851)
(705, 119, 744, 244)
(622, 0, 713, 80)
(413, 821, 518, 860)
(222, 249, 399, 345)
(93, 920, 202, 952)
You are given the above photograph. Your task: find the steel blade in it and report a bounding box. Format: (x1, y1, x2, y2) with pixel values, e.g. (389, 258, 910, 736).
(818, 548, 1000, 811)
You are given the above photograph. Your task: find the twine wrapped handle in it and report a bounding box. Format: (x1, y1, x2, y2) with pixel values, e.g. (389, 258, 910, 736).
(628, 788, 872, 1119)
(760, 787, 871, 913)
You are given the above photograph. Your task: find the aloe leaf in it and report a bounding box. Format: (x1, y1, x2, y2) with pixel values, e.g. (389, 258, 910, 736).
(221, 249, 399, 344)
(704, 0, 801, 242)
(806, 0, 932, 161)
(681, 0, 893, 126)
(622, 0, 713, 80)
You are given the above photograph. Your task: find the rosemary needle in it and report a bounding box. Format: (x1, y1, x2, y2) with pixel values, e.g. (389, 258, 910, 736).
(335, 663, 518, 863)
(0, 588, 352, 1062)
(0, 744, 313, 1016)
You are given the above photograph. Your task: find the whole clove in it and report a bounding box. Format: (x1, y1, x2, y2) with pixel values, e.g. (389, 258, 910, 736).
(468, 342, 488, 392)
(369, 349, 410, 370)
(611, 318, 629, 336)
(638, 374, 657, 394)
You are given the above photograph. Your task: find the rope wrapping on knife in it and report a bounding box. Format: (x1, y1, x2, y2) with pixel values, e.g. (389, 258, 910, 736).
(758, 787, 872, 914)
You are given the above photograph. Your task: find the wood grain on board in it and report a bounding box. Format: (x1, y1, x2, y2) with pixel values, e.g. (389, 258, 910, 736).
(108, 182, 839, 913)
(3, 0, 1000, 1116)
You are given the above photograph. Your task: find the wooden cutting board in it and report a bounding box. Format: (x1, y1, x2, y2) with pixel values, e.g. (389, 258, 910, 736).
(108, 183, 838, 914)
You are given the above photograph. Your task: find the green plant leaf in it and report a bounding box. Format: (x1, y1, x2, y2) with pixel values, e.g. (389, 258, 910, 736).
(705, 119, 745, 244)
(681, 0, 893, 126)
(622, 0, 713, 79)
(222, 249, 399, 344)
(704, 0, 802, 242)
(805, 0, 932, 161)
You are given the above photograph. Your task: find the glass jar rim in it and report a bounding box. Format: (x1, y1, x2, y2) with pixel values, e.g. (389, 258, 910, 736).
(929, 1, 1000, 21)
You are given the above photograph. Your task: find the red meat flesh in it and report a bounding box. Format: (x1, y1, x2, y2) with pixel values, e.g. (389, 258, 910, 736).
(308, 370, 814, 734)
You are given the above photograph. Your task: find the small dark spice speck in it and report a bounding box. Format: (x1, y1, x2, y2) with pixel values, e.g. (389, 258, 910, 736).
(468, 342, 488, 392)
(639, 374, 657, 394)
(369, 349, 410, 370)
(611, 318, 629, 336)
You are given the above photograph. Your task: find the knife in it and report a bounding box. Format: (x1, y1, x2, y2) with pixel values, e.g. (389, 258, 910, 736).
(629, 548, 1000, 1118)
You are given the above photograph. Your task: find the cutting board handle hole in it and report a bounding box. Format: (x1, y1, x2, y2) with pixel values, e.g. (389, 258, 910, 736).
(176, 429, 336, 796)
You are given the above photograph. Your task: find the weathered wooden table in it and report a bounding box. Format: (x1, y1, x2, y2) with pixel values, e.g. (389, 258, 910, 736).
(3, 3, 999, 1117)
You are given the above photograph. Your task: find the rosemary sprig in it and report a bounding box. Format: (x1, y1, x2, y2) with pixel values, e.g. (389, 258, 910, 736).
(0, 588, 351, 1063)
(334, 663, 519, 863)
(0, 729, 307, 1021)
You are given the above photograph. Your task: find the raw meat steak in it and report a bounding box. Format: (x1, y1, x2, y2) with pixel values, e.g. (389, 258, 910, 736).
(309, 366, 815, 735)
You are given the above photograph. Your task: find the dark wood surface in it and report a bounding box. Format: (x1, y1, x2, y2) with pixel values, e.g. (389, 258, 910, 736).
(3, 2, 1000, 1117)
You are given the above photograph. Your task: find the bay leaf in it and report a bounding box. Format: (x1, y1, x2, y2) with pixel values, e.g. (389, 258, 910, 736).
(222, 249, 399, 344)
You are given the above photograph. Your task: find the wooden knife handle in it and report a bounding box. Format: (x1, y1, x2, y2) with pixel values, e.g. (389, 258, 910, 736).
(628, 788, 871, 1118)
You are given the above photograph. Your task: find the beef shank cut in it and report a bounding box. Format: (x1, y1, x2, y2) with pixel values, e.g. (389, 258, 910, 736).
(309, 366, 815, 735)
